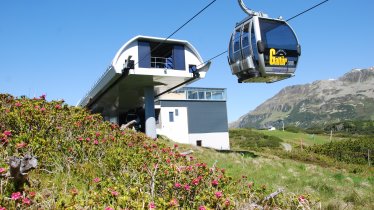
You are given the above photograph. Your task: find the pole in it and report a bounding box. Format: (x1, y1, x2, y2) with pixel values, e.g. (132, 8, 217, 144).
(330, 130, 333, 142)
(144, 87, 157, 139)
(369, 149, 371, 167)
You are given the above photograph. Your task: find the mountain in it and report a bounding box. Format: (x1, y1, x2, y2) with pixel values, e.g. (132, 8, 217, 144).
(231, 67, 374, 129)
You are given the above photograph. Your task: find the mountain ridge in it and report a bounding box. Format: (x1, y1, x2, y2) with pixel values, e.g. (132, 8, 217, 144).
(230, 67, 374, 129)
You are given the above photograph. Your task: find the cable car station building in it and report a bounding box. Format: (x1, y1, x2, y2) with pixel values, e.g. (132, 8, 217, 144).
(78, 36, 230, 150)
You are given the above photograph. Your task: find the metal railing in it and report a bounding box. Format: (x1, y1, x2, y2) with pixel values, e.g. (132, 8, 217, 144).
(151, 57, 174, 69)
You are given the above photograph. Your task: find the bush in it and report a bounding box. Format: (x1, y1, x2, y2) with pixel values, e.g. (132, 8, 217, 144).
(229, 128, 283, 150)
(0, 94, 315, 209)
(284, 125, 303, 133)
(308, 137, 374, 165)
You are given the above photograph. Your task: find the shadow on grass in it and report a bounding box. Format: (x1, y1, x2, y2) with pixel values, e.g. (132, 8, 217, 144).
(216, 150, 259, 158)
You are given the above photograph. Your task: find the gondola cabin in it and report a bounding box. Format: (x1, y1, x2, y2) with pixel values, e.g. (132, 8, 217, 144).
(228, 15, 301, 83)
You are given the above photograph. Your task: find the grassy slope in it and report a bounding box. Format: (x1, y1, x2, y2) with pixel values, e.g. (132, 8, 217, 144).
(1, 94, 314, 209)
(177, 129, 373, 209)
(256, 130, 345, 146)
(190, 146, 374, 210)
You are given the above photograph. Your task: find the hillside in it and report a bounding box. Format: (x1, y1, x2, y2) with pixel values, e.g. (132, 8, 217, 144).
(0, 94, 312, 209)
(231, 67, 374, 129)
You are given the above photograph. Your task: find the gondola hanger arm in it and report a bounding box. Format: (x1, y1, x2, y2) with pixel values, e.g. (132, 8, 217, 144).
(237, 0, 267, 17)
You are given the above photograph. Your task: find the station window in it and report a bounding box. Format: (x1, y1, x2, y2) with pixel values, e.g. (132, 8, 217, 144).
(196, 140, 202, 147)
(198, 91, 205, 100)
(138, 41, 186, 70)
(175, 109, 179, 116)
(206, 92, 212, 100)
(169, 112, 174, 122)
(187, 91, 198, 99)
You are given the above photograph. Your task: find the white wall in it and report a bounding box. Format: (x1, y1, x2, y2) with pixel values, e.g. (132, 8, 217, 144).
(156, 105, 231, 150)
(189, 132, 230, 150)
(156, 107, 189, 144)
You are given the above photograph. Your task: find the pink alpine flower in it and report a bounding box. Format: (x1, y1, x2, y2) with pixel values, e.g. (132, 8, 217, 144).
(3, 130, 11, 137)
(29, 191, 36, 198)
(192, 177, 201, 186)
(40, 107, 46, 112)
(211, 179, 219, 186)
(215, 191, 223, 198)
(298, 195, 306, 203)
(199, 206, 207, 210)
(111, 190, 119, 197)
(184, 184, 191, 191)
(174, 182, 182, 188)
(15, 102, 22, 107)
(11, 192, 22, 200)
(169, 198, 178, 206)
(105, 207, 114, 210)
(225, 198, 231, 206)
(0, 207, 6, 210)
(22, 197, 31, 205)
(0, 168, 6, 173)
(93, 139, 99, 145)
(93, 177, 101, 183)
(149, 202, 156, 209)
(40, 94, 46, 100)
(55, 104, 62, 109)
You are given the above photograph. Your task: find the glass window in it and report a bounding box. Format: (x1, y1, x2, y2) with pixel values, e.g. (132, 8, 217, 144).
(169, 112, 174, 122)
(175, 109, 178, 116)
(212, 92, 223, 100)
(228, 34, 234, 64)
(187, 91, 198, 99)
(233, 28, 242, 61)
(259, 18, 299, 67)
(198, 91, 205, 100)
(206, 92, 212, 100)
(259, 19, 298, 50)
(242, 23, 250, 58)
(251, 24, 259, 65)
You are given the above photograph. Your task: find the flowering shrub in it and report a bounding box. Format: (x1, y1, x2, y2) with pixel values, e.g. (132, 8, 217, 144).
(0, 94, 314, 209)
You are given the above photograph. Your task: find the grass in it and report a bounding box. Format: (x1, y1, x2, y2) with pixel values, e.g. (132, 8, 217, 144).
(165, 128, 374, 210)
(189, 146, 374, 210)
(256, 130, 345, 146)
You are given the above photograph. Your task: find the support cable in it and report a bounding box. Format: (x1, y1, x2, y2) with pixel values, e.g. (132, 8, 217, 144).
(134, 0, 218, 68)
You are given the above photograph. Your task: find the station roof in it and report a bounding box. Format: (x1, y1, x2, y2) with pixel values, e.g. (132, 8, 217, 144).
(77, 35, 211, 116)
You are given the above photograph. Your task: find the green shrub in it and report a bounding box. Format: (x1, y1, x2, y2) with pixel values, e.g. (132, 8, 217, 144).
(284, 125, 303, 133)
(308, 137, 373, 165)
(0, 94, 314, 209)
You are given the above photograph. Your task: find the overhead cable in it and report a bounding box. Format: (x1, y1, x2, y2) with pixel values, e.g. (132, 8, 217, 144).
(135, 0, 218, 67)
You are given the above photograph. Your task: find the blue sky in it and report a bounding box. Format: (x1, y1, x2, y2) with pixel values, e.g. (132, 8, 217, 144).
(1, 0, 373, 122)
